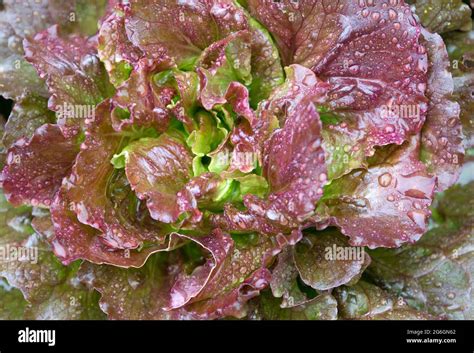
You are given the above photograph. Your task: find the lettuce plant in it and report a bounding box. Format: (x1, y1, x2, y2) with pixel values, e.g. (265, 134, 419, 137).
(0, 0, 472, 320)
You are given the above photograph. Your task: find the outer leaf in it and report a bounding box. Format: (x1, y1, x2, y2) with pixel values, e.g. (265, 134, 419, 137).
(434, 181, 474, 226)
(1, 124, 79, 207)
(367, 225, 473, 319)
(0, 279, 27, 319)
(255, 291, 338, 320)
(242, 65, 329, 228)
(24, 26, 115, 136)
(98, 4, 143, 87)
(319, 136, 436, 248)
(78, 232, 273, 319)
(269, 247, 309, 308)
(197, 31, 252, 110)
(78, 252, 187, 319)
(126, 0, 248, 69)
(444, 27, 474, 151)
(408, 0, 472, 34)
(334, 280, 435, 319)
(50, 187, 171, 268)
(294, 230, 370, 290)
(182, 233, 273, 318)
(61, 101, 169, 251)
(0, 0, 56, 100)
(420, 29, 464, 191)
(247, 0, 429, 179)
(0, 0, 110, 100)
(1, 94, 55, 150)
(22, 261, 106, 320)
(112, 57, 175, 131)
(126, 0, 283, 101)
(0, 192, 104, 319)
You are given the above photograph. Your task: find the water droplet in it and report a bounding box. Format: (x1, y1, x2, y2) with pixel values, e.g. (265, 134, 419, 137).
(448, 118, 457, 127)
(388, 9, 397, 20)
(378, 172, 392, 187)
(405, 189, 427, 199)
(416, 58, 428, 73)
(349, 65, 360, 74)
(407, 210, 426, 228)
(371, 12, 380, 21)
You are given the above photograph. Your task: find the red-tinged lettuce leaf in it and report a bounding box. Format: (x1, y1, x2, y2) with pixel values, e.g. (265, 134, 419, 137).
(119, 133, 193, 223)
(1, 94, 55, 151)
(211, 68, 329, 235)
(366, 224, 473, 319)
(125, 0, 283, 103)
(152, 69, 201, 130)
(206, 114, 258, 175)
(62, 101, 169, 251)
(269, 246, 309, 308)
(246, 0, 426, 82)
(98, 3, 143, 87)
(1, 124, 80, 207)
(407, 0, 472, 33)
(180, 233, 273, 318)
(334, 280, 435, 320)
(126, 0, 248, 69)
(245, 16, 285, 106)
(24, 26, 115, 136)
(319, 136, 436, 248)
(197, 31, 252, 110)
(78, 252, 189, 319)
(294, 230, 370, 291)
(227, 117, 258, 173)
(197, 26, 284, 112)
(166, 230, 233, 309)
(420, 29, 464, 191)
(49, 187, 173, 268)
(79, 232, 273, 319)
(112, 57, 175, 131)
(0, 0, 70, 100)
(247, 0, 429, 179)
(254, 291, 338, 320)
(119, 125, 248, 225)
(242, 66, 328, 228)
(20, 259, 105, 320)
